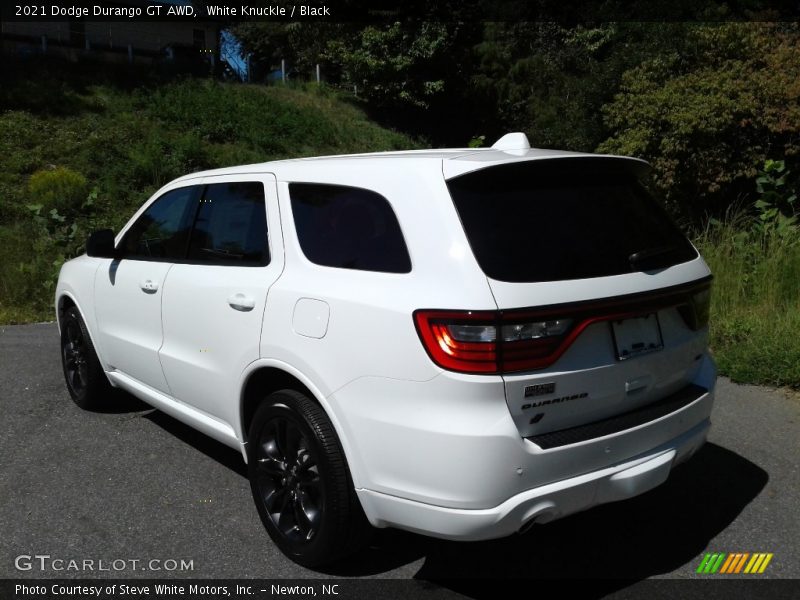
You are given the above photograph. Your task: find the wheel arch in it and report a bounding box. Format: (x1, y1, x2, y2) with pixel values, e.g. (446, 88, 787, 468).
(241, 366, 316, 443)
(56, 293, 77, 332)
(238, 361, 363, 487)
(56, 290, 112, 376)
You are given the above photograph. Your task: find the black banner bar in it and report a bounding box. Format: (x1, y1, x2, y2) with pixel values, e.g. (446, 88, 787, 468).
(2, 0, 799, 24)
(3, 579, 800, 600)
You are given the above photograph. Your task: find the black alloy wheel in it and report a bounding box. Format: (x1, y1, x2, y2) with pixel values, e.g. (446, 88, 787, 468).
(253, 415, 324, 543)
(248, 389, 370, 567)
(62, 318, 88, 397)
(60, 305, 111, 409)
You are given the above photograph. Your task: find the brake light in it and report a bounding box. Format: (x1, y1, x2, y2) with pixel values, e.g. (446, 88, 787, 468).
(678, 287, 711, 330)
(413, 310, 576, 374)
(414, 310, 499, 373)
(414, 278, 712, 374)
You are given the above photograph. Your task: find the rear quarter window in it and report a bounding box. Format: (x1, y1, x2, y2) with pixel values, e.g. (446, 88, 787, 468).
(289, 183, 411, 274)
(447, 158, 698, 282)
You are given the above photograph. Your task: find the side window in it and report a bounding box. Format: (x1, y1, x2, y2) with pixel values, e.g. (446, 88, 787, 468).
(289, 183, 411, 273)
(187, 182, 269, 265)
(122, 186, 197, 260)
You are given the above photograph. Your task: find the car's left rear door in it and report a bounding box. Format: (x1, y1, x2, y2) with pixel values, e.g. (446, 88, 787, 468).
(158, 174, 283, 431)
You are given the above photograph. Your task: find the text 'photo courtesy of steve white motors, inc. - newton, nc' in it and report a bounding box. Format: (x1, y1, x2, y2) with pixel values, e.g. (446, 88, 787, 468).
(12, 3, 332, 18)
(14, 583, 343, 598)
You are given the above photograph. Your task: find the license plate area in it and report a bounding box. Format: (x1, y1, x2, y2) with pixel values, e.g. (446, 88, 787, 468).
(610, 313, 663, 361)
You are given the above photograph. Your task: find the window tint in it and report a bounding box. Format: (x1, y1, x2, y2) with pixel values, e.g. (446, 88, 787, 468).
(289, 183, 411, 273)
(187, 182, 269, 265)
(123, 186, 197, 259)
(447, 159, 698, 283)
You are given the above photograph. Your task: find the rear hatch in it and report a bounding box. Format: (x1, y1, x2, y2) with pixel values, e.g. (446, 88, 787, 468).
(444, 156, 712, 440)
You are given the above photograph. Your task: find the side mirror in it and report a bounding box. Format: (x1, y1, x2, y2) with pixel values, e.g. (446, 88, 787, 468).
(86, 229, 117, 258)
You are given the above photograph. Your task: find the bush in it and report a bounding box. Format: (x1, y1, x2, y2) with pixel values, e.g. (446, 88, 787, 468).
(695, 184, 800, 388)
(599, 23, 800, 220)
(27, 166, 88, 218)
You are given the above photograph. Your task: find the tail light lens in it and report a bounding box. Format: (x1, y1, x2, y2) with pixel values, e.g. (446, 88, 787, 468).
(678, 287, 711, 330)
(413, 310, 576, 374)
(414, 311, 499, 373)
(414, 278, 712, 375)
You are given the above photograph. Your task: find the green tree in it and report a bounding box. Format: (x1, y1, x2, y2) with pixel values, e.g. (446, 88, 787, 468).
(599, 23, 800, 219)
(470, 22, 700, 152)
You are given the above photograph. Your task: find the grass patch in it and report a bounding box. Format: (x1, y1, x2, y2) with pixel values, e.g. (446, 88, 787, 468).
(2, 59, 797, 390)
(695, 215, 800, 389)
(0, 59, 418, 323)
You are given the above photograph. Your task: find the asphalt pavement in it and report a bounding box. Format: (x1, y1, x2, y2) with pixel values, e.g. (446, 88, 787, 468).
(1, 322, 798, 595)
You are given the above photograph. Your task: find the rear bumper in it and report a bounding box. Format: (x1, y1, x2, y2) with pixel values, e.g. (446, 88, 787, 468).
(356, 417, 709, 541)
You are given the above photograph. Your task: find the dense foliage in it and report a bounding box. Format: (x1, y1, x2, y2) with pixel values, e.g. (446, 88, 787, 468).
(2, 20, 799, 387)
(0, 59, 416, 323)
(599, 23, 800, 220)
(236, 21, 799, 223)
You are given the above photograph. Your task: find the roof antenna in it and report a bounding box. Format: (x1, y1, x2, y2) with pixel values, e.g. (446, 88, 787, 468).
(491, 132, 531, 151)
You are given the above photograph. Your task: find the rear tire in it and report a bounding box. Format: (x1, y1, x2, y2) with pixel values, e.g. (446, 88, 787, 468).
(60, 305, 112, 410)
(247, 389, 371, 567)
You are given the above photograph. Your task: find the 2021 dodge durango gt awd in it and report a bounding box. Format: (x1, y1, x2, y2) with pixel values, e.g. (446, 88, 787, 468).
(56, 133, 716, 567)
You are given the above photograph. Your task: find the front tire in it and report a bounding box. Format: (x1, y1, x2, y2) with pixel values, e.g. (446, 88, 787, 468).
(60, 305, 111, 410)
(247, 389, 370, 567)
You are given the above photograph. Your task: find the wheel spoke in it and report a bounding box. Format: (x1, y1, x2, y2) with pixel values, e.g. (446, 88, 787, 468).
(292, 496, 311, 537)
(278, 499, 297, 535)
(77, 363, 88, 386)
(71, 368, 83, 391)
(296, 475, 321, 493)
(67, 323, 82, 347)
(258, 434, 284, 463)
(295, 489, 320, 537)
(256, 457, 285, 478)
(275, 419, 289, 459)
(284, 425, 301, 463)
(296, 449, 316, 471)
(64, 347, 76, 370)
(264, 485, 287, 514)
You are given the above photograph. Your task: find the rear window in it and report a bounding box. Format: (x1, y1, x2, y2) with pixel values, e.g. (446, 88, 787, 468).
(447, 159, 697, 283)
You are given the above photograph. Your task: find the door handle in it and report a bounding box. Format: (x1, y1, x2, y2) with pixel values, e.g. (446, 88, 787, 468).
(140, 279, 159, 293)
(227, 293, 255, 312)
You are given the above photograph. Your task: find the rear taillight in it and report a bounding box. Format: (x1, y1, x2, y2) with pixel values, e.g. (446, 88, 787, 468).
(413, 310, 576, 374)
(414, 310, 499, 373)
(678, 287, 711, 330)
(414, 278, 712, 375)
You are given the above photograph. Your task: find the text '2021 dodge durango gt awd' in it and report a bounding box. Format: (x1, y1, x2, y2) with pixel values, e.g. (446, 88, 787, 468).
(56, 133, 715, 566)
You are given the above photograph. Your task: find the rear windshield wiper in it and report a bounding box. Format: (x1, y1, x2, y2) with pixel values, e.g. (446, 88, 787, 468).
(629, 246, 678, 271)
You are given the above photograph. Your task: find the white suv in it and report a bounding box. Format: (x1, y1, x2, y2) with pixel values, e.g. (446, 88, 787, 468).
(56, 133, 716, 566)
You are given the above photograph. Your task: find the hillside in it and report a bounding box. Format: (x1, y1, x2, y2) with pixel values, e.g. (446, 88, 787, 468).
(0, 59, 417, 323)
(1, 59, 797, 389)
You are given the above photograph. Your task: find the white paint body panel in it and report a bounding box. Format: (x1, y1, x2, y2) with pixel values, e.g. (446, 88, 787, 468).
(158, 174, 283, 431)
(56, 142, 718, 542)
(94, 259, 174, 394)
